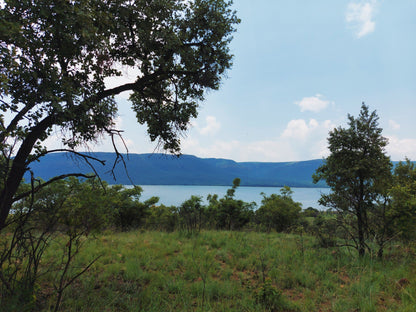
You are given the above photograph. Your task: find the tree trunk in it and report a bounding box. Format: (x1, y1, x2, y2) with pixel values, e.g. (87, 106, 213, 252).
(0, 116, 54, 230)
(357, 177, 366, 257)
(357, 204, 365, 257)
(377, 245, 384, 259)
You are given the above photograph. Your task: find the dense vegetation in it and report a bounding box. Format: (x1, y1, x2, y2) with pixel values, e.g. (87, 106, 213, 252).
(1, 162, 416, 310)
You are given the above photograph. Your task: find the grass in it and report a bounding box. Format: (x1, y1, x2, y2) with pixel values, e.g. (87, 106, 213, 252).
(32, 230, 416, 311)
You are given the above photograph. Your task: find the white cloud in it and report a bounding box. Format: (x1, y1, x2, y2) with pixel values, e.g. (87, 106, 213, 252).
(180, 119, 336, 162)
(198, 116, 221, 135)
(182, 136, 329, 162)
(295, 94, 332, 112)
(281, 118, 329, 140)
(386, 135, 416, 161)
(42, 132, 65, 151)
(281, 119, 312, 140)
(323, 119, 336, 130)
(388, 120, 400, 131)
(181, 137, 297, 162)
(112, 116, 123, 129)
(346, 0, 377, 38)
(309, 118, 319, 129)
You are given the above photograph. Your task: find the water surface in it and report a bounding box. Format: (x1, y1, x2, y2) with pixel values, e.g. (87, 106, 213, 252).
(137, 185, 329, 209)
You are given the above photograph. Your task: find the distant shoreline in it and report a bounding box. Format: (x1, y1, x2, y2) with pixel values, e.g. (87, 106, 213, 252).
(124, 183, 330, 188)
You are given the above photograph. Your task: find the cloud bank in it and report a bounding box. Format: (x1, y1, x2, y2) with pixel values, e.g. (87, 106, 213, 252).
(386, 136, 416, 161)
(181, 118, 335, 162)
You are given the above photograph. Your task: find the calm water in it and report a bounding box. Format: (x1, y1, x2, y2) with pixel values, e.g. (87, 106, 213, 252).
(137, 185, 329, 210)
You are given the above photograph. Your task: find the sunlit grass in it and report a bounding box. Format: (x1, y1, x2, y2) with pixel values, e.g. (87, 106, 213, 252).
(33, 230, 416, 311)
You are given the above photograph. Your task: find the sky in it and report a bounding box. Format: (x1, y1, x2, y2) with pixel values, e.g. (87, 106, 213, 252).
(80, 0, 416, 162)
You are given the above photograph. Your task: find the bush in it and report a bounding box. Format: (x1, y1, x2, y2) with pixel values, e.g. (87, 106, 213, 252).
(311, 214, 338, 248)
(112, 186, 159, 231)
(255, 186, 302, 232)
(178, 196, 205, 234)
(145, 205, 178, 232)
(205, 178, 255, 230)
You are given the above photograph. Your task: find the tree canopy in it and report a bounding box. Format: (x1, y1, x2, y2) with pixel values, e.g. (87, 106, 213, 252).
(0, 0, 239, 230)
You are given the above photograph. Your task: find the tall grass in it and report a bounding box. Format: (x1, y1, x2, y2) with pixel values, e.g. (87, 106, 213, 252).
(32, 231, 416, 311)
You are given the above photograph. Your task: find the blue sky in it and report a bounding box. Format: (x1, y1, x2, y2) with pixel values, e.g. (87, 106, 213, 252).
(71, 0, 416, 162)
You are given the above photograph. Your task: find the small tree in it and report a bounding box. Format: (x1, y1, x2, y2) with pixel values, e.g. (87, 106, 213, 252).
(255, 186, 302, 232)
(313, 103, 392, 257)
(179, 195, 205, 234)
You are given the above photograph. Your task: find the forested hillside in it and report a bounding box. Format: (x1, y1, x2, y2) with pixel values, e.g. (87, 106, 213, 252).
(27, 152, 328, 187)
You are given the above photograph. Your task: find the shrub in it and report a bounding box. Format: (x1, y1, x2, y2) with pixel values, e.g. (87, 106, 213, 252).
(255, 186, 302, 232)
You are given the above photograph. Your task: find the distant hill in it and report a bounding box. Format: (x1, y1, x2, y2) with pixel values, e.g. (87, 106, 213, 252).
(26, 152, 328, 187)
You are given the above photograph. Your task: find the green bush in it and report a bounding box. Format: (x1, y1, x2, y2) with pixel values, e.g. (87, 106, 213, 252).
(255, 186, 302, 232)
(145, 205, 178, 231)
(254, 278, 291, 311)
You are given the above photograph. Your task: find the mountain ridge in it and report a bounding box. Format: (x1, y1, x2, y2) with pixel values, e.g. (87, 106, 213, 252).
(26, 152, 328, 187)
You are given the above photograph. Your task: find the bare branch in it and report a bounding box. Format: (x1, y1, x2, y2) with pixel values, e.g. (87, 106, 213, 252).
(28, 149, 106, 166)
(105, 128, 135, 185)
(27, 148, 107, 189)
(12, 173, 95, 203)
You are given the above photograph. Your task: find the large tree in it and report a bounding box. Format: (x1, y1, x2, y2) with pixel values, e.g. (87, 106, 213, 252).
(313, 103, 392, 256)
(0, 0, 239, 230)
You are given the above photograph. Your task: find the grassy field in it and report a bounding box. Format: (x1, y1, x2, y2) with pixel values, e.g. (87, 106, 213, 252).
(36, 230, 416, 311)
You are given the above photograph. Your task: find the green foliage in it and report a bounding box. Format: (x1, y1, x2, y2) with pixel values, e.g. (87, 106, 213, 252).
(313, 103, 393, 257)
(0, 177, 112, 309)
(0, 0, 240, 230)
(389, 159, 416, 241)
(302, 207, 320, 218)
(0, 177, 165, 309)
(206, 178, 255, 230)
(179, 195, 204, 234)
(145, 204, 178, 232)
(311, 214, 339, 248)
(254, 277, 293, 311)
(255, 186, 302, 232)
(111, 185, 159, 231)
(57, 178, 113, 234)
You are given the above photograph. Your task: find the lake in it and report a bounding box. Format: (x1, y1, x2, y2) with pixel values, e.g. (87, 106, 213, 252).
(137, 185, 330, 210)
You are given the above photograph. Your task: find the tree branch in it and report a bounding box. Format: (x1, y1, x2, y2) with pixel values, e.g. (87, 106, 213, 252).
(105, 128, 135, 185)
(1, 102, 36, 143)
(93, 69, 198, 103)
(28, 149, 106, 166)
(12, 173, 95, 203)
